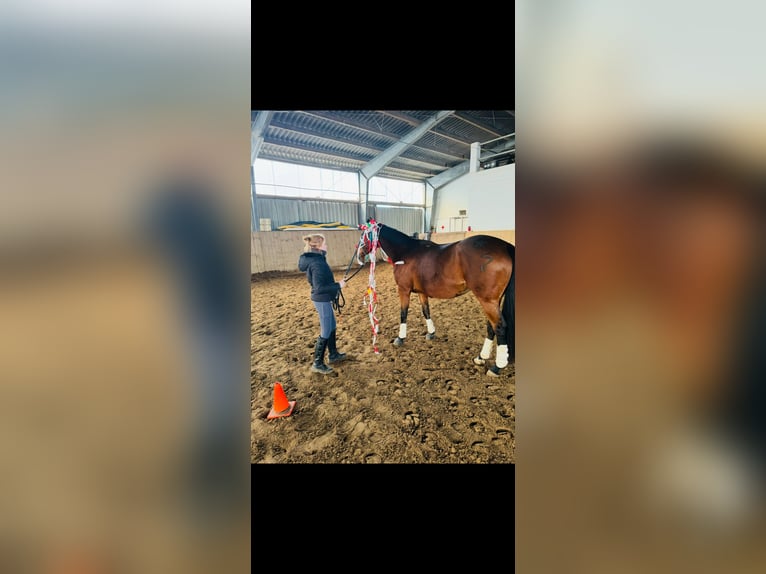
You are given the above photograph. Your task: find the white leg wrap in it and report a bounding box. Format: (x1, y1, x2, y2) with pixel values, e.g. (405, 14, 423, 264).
(496, 344, 509, 369)
(426, 318, 435, 334)
(398, 324, 407, 339)
(480, 338, 494, 360)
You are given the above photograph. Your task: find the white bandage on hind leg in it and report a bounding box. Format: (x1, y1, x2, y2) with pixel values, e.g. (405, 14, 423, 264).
(398, 324, 407, 339)
(496, 344, 509, 369)
(426, 318, 435, 334)
(480, 338, 494, 360)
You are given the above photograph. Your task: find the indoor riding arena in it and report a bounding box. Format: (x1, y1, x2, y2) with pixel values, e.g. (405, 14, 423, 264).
(250, 111, 515, 464)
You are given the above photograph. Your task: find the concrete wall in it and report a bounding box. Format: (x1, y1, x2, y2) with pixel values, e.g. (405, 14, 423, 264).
(252, 227, 515, 274)
(432, 163, 514, 233)
(251, 229, 362, 274)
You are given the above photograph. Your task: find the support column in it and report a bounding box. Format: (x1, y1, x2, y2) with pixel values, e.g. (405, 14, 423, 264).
(358, 172, 372, 224)
(251, 111, 274, 232)
(469, 141, 481, 173)
(424, 182, 435, 234)
(251, 165, 258, 232)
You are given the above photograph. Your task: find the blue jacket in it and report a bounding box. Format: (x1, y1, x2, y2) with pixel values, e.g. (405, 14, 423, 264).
(298, 251, 341, 302)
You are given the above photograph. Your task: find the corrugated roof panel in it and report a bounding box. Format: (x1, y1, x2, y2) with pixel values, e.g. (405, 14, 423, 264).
(311, 111, 414, 139)
(378, 166, 436, 182)
(259, 144, 447, 181)
(462, 110, 515, 133)
(259, 142, 365, 171)
(288, 111, 398, 149)
(435, 116, 500, 144)
(402, 110, 439, 121)
(266, 126, 379, 161)
(415, 132, 470, 157)
(386, 158, 440, 177)
(399, 146, 462, 166)
(268, 122, 391, 154)
(252, 110, 515, 184)
(330, 111, 412, 137)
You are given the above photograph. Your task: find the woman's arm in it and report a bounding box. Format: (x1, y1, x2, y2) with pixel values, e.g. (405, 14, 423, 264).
(313, 280, 341, 295)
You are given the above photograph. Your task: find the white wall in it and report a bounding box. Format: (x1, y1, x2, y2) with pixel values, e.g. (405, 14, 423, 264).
(431, 163, 515, 232)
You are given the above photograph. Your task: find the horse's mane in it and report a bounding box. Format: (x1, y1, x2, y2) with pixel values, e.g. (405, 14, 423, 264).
(379, 224, 436, 248)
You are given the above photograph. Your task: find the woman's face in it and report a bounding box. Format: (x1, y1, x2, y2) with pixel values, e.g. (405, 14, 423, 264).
(308, 236, 327, 252)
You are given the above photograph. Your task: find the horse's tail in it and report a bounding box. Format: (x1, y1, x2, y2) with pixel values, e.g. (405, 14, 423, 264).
(502, 242, 515, 361)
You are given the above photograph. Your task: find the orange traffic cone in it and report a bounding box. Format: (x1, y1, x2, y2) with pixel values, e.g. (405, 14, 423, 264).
(267, 382, 296, 420)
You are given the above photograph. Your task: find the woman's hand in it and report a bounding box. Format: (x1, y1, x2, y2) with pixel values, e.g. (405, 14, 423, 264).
(339, 279, 347, 289)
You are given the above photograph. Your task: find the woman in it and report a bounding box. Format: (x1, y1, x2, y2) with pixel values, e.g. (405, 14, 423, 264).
(298, 233, 347, 374)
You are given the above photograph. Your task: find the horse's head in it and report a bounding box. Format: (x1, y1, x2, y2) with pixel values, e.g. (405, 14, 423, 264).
(355, 241, 368, 265)
(356, 227, 375, 264)
(356, 220, 385, 264)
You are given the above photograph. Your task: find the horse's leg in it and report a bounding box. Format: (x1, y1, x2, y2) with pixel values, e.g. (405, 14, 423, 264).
(488, 310, 510, 377)
(418, 293, 436, 340)
(472, 320, 495, 365)
(393, 287, 410, 347)
(475, 299, 509, 376)
(490, 267, 514, 374)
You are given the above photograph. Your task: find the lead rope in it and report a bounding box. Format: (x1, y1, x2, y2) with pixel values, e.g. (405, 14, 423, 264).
(362, 220, 381, 354)
(336, 229, 370, 317)
(342, 233, 367, 284)
(332, 289, 345, 315)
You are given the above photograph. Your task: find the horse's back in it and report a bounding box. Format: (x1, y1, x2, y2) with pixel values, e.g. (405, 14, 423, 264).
(459, 235, 514, 264)
(462, 234, 513, 250)
(456, 235, 514, 299)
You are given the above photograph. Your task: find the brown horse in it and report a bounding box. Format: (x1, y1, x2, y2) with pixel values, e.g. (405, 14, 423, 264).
(356, 221, 514, 376)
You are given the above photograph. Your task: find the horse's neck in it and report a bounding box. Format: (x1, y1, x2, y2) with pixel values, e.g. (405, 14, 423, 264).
(378, 229, 413, 261)
(377, 238, 396, 261)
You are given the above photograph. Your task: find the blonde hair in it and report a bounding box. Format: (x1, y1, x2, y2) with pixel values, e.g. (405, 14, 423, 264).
(303, 233, 326, 252)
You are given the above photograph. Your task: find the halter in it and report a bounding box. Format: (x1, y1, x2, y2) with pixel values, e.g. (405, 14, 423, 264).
(362, 224, 389, 264)
(342, 220, 388, 282)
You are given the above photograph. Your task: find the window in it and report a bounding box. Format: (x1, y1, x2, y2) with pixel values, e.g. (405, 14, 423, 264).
(253, 159, 358, 200)
(368, 176, 425, 205)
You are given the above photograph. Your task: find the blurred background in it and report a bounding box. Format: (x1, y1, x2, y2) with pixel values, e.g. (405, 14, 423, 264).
(3, 0, 766, 571)
(516, 1, 765, 573)
(0, 2, 250, 572)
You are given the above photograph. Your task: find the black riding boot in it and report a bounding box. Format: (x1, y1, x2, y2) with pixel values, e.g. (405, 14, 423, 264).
(311, 336, 333, 374)
(327, 329, 346, 364)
